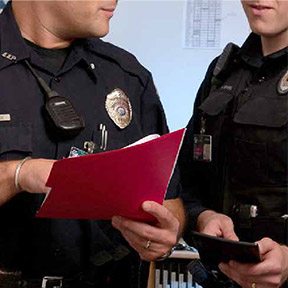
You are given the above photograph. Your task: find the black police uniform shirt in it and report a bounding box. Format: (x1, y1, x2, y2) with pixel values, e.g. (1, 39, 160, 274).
(0, 2, 179, 279)
(180, 33, 288, 241)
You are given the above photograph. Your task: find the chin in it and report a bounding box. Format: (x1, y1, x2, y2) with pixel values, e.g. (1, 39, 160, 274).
(252, 28, 279, 38)
(77, 30, 109, 39)
(97, 30, 110, 38)
(89, 26, 110, 38)
(250, 24, 272, 37)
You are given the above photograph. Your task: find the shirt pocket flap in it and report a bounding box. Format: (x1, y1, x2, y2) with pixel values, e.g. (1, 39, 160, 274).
(199, 90, 234, 116)
(0, 125, 32, 155)
(234, 97, 288, 127)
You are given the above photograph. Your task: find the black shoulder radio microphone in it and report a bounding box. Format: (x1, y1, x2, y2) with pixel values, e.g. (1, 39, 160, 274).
(25, 60, 85, 137)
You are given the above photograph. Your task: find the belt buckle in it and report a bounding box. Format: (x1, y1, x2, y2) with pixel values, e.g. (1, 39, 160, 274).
(41, 276, 63, 288)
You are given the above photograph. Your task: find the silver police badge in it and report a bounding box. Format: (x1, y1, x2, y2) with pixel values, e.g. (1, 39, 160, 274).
(278, 70, 288, 95)
(105, 88, 132, 129)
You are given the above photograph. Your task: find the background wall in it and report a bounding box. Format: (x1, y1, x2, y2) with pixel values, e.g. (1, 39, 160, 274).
(105, 0, 250, 131)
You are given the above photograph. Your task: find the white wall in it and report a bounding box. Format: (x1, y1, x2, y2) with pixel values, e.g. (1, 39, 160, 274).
(105, 0, 250, 131)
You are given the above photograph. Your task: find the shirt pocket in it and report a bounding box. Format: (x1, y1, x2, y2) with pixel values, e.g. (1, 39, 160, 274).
(199, 89, 234, 117)
(234, 96, 287, 127)
(0, 124, 33, 160)
(232, 97, 287, 186)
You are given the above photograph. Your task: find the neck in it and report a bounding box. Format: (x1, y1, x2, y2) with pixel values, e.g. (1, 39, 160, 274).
(12, 1, 73, 49)
(261, 32, 288, 56)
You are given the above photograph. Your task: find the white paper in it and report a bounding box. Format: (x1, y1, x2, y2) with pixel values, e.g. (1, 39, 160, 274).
(183, 0, 249, 49)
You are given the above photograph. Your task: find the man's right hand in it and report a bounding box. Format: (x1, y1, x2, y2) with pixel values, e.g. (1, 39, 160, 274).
(196, 210, 239, 241)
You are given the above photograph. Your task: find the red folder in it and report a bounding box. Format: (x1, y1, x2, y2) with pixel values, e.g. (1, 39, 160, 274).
(37, 128, 185, 222)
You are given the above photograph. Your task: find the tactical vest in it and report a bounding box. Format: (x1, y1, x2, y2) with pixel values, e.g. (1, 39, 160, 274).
(194, 44, 288, 243)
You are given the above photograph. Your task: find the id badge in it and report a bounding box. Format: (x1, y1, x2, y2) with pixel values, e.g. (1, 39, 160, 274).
(68, 146, 88, 158)
(193, 134, 212, 162)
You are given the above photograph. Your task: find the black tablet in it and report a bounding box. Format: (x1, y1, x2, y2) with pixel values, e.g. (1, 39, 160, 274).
(190, 231, 261, 265)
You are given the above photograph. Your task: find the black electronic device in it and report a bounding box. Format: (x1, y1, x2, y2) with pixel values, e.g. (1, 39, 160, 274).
(211, 42, 239, 86)
(45, 95, 85, 136)
(25, 60, 85, 137)
(190, 231, 261, 266)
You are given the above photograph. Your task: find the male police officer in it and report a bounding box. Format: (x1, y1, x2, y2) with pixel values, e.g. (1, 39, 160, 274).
(180, 0, 288, 287)
(0, 1, 185, 287)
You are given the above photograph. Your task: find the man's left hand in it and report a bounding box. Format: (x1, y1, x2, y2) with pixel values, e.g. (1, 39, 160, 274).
(112, 201, 179, 261)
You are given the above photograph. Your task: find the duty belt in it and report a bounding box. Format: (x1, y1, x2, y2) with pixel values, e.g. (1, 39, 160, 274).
(231, 204, 288, 244)
(0, 269, 72, 288)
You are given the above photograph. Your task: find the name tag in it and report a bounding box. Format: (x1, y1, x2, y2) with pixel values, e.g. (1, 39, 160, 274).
(0, 114, 11, 122)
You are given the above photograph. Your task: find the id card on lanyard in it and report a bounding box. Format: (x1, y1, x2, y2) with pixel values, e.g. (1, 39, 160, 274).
(193, 115, 212, 162)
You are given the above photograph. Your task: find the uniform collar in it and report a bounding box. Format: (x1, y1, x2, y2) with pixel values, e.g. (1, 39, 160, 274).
(240, 33, 288, 68)
(27, 38, 99, 82)
(0, 2, 98, 83)
(60, 39, 99, 83)
(0, 1, 30, 70)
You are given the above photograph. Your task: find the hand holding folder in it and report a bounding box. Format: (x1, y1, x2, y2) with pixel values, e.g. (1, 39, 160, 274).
(37, 128, 185, 222)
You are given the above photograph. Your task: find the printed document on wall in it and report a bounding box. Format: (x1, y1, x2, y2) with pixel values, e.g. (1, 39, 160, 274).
(183, 0, 249, 49)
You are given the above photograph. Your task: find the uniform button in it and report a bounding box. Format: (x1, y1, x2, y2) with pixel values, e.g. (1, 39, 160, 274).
(258, 76, 265, 83)
(90, 63, 95, 70)
(54, 77, 61, 82)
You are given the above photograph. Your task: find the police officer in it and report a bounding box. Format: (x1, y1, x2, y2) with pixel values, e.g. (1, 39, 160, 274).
(180, 0, 288, 287)
(0, 1, 185, 287)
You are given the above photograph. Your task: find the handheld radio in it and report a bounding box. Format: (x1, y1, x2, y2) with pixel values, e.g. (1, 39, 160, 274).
(25, 60, 85, 137)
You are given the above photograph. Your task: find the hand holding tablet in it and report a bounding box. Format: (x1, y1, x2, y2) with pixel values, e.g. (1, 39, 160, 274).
(190, 231, 261, 265)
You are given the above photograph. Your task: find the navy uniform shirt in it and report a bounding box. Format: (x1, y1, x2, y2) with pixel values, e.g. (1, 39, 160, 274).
(0, 2, 179, 281)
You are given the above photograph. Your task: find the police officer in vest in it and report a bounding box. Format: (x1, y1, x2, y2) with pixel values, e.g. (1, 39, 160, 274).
(0, 1, 185, 287)
(180, 0, 288, 287)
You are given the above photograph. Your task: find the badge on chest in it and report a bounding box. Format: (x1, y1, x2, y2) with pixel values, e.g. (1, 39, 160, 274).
(105, 88, 132, 129)
(278, 69, 288, 95)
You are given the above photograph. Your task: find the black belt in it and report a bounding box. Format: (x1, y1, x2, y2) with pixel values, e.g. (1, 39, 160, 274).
(231, 204, 288, 244)
(24, 276, 67, 288)
(0, 270, 81, 288)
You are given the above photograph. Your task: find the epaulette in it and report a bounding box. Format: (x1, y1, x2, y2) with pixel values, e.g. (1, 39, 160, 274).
(211, 42, 240, 87)
(84, 38, 150, 86)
